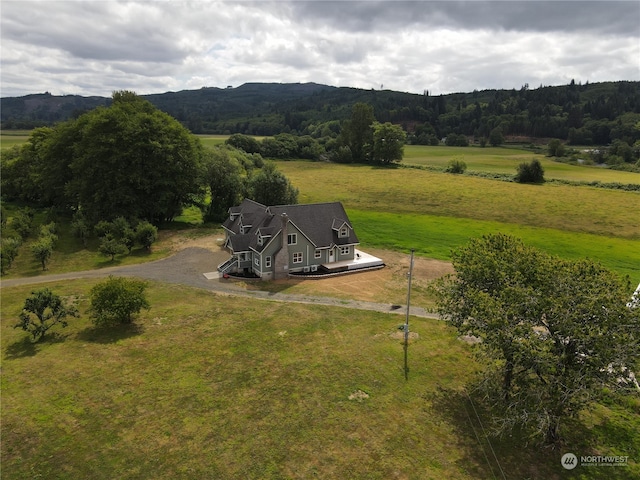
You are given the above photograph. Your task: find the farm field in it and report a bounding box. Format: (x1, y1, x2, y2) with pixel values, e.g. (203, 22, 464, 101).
(0, 130, 32, 150)
(2, 280, 638, 480)
(403, 145, 640, 184)
(276, 160, 640, 283)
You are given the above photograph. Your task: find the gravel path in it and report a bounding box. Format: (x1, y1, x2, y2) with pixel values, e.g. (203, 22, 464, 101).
(0, 247, 437, 319)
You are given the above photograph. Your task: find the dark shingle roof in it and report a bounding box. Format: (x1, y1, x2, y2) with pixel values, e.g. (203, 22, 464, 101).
(223, 199, 359, 253)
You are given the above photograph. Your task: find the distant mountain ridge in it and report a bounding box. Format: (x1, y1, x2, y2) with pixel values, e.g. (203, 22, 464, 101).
(2, 81, 639, 146)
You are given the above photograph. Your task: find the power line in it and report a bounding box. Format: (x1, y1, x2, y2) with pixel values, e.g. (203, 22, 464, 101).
(465, 389, 507, 480)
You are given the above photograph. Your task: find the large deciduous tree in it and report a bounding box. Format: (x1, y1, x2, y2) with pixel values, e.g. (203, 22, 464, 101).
(434, 234, 639, 444)
(202, 146, 246, 222)
(1, 91, 204, 224)
(68, 91, 203, 223)
(371, 122, 406, 165)
(339, 103, 375, 163)
(247, 162, 298, 206)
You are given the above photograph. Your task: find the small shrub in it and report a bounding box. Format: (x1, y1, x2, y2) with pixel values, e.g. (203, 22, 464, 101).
(70, 213, 90, 247)
(12, 210, 33, 239)
(445, 158, 467, 174)
(99, 234, 127, 261)
(31, 237, 54, 270)
(515, 159, 545, 183)
(89, 276, 150, 326)
(135, 221, 158, 251)
(1, 237, 22, 274)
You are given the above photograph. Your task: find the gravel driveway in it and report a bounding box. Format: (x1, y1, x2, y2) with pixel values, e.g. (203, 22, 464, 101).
(0, 247, 436, 319)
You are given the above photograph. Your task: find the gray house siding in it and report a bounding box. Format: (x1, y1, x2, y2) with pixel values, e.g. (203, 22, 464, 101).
(220, 199, 360, 279)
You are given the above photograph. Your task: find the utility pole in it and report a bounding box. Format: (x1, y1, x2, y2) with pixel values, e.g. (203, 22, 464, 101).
(404, 249, 414, 380)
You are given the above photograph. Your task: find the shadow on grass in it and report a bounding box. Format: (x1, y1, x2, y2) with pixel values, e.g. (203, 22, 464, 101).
(4, 331, 70, 359)
(426, 387, 561, 480)
(428, 387, 639, 479)
(76, 323, 145, 344)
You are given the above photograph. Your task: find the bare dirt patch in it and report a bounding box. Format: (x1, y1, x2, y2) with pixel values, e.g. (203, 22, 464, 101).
(163, 232, 454, 307)
(160, 230, 226, 253)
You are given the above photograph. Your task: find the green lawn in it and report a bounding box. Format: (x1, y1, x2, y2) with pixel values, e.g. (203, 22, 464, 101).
(349, 209, 640, 283)
(2, 280, 637, 479)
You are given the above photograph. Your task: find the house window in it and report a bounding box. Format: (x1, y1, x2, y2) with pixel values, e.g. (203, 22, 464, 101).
(340, 246, 350, 255)
(255, 257, 260, 267)
(265, 256, 271, 268)
(257, 236, 263, 246)
(293, 252, 303, 264)
(288, 233, 297, 245)
(339, 226, 348, 238)
(314, 249, 322, 259)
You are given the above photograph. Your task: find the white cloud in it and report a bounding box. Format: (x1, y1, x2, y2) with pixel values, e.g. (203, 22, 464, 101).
(1, 1, 638, 97)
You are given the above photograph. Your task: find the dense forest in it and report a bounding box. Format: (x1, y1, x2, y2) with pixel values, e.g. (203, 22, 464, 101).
(2, 80, 639, 147)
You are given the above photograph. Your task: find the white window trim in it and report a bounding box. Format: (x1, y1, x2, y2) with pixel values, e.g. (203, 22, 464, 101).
(293, 252, 303, 264)
(339, 226, 349, 238)
(288, 233, 297, 245)
(340, 246, 350, 255)
(265, 256, 272, 268)
(314, 249, 322, 259)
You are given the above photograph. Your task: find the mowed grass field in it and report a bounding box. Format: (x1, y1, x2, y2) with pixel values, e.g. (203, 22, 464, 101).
(2, 280, 638, 479)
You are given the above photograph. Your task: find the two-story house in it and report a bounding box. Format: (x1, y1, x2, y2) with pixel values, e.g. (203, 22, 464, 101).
(218, 199, 383, 280)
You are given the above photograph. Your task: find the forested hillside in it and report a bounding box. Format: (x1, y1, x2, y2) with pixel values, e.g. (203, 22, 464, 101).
(2, 81, 639, 146)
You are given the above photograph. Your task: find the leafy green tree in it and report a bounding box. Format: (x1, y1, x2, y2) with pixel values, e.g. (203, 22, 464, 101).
(1, 237, 22, 275)
(135, 221, 158, 251)
(247, 162, 298, 206)
(371, 122, 406, 165)
(489, 127, 505, 146)
(445, 133, 469, 147)
(94, 220, 113, 238)
(66, 91, 204, 223)
(89, 276, 150, 326)
(31, 237, 54, 270)
(14, 288, 79, 342)
(547, 139, 566, 157)
(70, 212, 90, 247)
(339, 103, 375, 163)
(434, 234, 639, 444)
(99, 234, 127, 261)
(515, 159, 545, 183)
(110, 217, 136, 252)
(12, 209, 34, 239)
(202, 147, 244, 222)
(226, 133, 262, 154)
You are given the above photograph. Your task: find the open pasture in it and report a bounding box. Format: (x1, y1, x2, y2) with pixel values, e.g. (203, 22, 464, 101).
(2, 280, 637, 479)
(403, 145, 640, 184)
(196, 134, 228, 148)
(0, 130, 32, 150)
(276, 161, 640, 282)
(277, 161, 639, 239)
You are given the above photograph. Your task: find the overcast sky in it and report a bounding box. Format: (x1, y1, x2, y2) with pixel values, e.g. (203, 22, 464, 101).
(2, 1, 639, 98)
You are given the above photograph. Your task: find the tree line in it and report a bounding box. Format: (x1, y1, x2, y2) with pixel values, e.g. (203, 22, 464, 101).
(3, 81, 639, 149)
(0, 91, 301, 274)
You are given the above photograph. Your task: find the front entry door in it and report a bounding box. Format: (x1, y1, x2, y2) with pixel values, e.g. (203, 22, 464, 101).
(328, 248, 335, 263)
